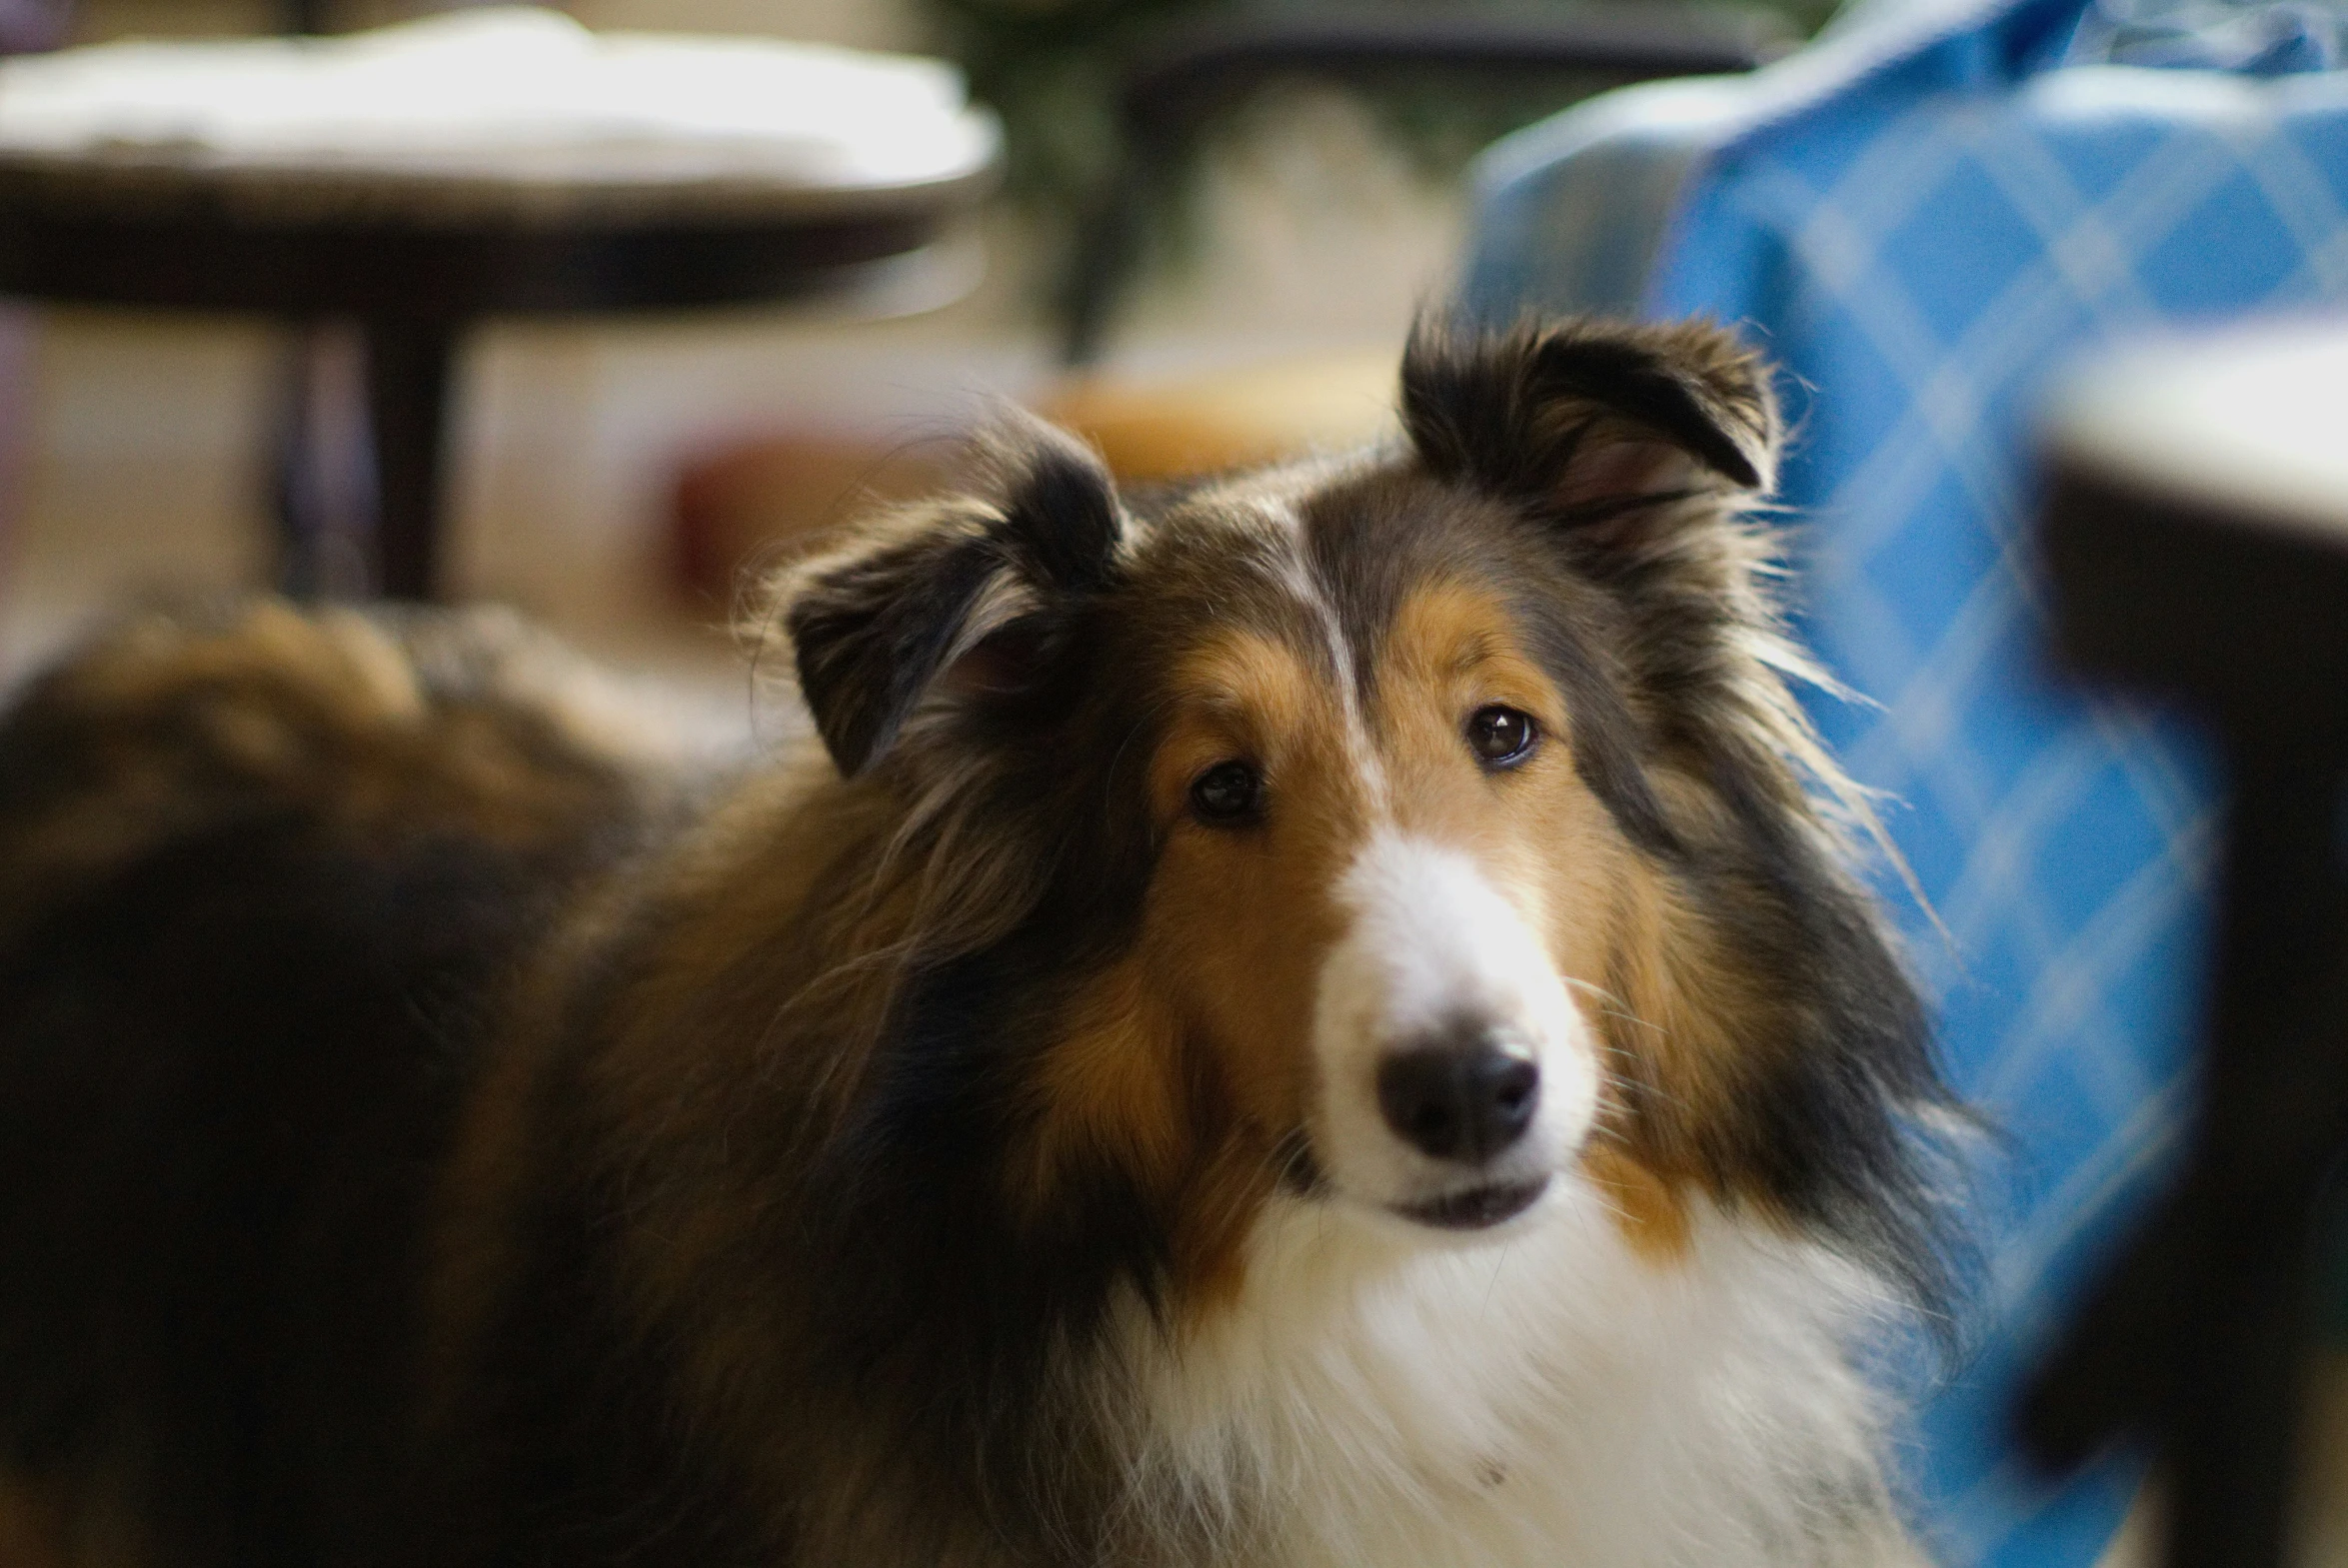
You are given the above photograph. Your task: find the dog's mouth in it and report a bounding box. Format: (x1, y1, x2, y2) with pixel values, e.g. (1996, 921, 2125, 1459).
(1392, 1176, 1550, 1231)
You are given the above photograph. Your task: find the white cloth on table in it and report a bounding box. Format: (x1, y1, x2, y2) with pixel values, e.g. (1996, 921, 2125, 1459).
(0, 7, 998, 210)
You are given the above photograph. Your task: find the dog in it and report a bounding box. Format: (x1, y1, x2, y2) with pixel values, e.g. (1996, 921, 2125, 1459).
(0, 316, 1959, 1567)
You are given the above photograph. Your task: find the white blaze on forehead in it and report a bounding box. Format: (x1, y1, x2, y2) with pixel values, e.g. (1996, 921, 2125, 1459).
(1243, 493, 1389, 812)
(1312, 832, 1601, 1203)
(1322, 838, 1557, 1049)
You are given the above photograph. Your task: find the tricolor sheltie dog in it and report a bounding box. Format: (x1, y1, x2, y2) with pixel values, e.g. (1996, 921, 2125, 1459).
(0, 317, 1958, 1567)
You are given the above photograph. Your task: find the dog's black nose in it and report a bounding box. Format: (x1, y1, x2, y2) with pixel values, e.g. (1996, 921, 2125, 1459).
(1376, 1034, 1539, 1163)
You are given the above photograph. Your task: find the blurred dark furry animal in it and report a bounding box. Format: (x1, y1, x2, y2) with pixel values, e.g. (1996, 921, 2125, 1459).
(0, 316, 1962, 1568)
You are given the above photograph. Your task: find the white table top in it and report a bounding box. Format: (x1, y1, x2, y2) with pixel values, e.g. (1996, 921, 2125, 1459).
(2048, 316, 2348, 552)
(0, 7, 1001, 221)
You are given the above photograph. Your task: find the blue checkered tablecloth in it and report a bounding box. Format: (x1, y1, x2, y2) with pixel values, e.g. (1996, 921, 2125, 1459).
(1461, 3, 2348, 1562)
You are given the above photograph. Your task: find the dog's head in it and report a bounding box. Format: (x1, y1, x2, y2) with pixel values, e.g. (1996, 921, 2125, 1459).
(780, 317, 1937, 1308)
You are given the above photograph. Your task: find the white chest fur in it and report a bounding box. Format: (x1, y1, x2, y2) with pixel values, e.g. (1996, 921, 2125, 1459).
(1124, 1177, 1925, 1568)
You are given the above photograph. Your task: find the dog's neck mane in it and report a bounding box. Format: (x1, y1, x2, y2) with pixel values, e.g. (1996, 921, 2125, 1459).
(1104, 1188, 1912, 1568)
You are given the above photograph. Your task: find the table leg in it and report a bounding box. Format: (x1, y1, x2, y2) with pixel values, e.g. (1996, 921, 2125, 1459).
(2026, 723, 2348, 1568)
(272, 323, 392, 600)
(269, 323, 339, 599)
(363, 316, 459, 602)
(2165, 739, 2348, 1568)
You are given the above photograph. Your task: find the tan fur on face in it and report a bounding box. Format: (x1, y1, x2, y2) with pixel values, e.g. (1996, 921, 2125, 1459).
(1599, 830, 1799, 1220)
(1021, 628, 1379, 1304)
(1581, 1144, 1695, 1261)
(1367, 583, 1698, 1256)
(1023, 574, 1725, 1305)
(1369, 578, 1889, 1259)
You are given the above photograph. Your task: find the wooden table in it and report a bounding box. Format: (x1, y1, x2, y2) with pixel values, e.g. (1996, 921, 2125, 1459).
(2028, 318, 2348, 1568)
(0, 11, 1000, 599)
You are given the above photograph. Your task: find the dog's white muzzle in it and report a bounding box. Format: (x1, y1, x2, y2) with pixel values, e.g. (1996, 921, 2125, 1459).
(1309, 834, 1600, 1232)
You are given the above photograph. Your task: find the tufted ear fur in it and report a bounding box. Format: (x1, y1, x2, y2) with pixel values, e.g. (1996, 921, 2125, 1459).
(1399, 315, 1779, 530)
(782, 418, 1126, 778)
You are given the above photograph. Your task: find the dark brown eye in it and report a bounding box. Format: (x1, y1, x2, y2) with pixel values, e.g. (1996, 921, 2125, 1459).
(1189, 761, 1263, 825)
(1465, 706, 1537, 769)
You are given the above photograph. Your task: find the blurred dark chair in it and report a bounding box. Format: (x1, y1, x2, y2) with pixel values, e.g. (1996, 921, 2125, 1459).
(1055, 6, 1787, 367)
(666, 5, 1781, 602)
(669, 6, 1782, 609)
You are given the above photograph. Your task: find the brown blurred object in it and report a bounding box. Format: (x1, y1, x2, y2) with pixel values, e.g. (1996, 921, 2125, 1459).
(668, 350, 1399, 602)
(1040, 349, 1397, 483)
(671, 434, 955, 607)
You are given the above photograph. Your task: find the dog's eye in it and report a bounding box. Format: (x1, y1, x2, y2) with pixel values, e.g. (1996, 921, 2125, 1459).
(1189, 761, 1263, 825)
(1465, 706, 1538, 770)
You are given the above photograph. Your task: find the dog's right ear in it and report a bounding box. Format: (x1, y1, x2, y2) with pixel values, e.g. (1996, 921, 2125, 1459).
(781, 420, 1126, 779)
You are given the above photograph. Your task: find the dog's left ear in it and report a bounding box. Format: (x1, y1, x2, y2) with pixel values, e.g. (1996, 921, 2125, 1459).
(781, 418, 1126, 778)
(1399, 316, 1778, 529)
